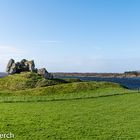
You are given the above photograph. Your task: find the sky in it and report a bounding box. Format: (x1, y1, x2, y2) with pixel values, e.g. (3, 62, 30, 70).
(0, 0, 140, 72)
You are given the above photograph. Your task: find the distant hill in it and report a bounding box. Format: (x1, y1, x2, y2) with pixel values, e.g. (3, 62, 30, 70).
(53, 72, 140, 78)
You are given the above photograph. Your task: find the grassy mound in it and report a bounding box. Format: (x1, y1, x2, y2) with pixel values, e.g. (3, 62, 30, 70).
(0, 79, 128, 96)
(0, 72, 69, 90)
(0, 72, 130, 99)
(0, 81, 132, 103)
(17, 81, 123, 95)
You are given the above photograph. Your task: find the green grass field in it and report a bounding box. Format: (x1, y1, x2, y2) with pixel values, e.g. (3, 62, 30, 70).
(0, 72, 139, 140)
(0, 91, 140, 140)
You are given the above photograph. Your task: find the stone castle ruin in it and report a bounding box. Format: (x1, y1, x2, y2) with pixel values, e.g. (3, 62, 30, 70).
(6, 59, 53, 79)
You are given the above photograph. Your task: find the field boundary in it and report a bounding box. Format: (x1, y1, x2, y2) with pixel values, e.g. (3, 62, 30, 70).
(0, 91, 138, 103)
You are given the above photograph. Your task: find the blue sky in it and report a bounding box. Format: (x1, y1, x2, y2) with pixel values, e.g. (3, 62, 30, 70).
(0, 0, 140, 72)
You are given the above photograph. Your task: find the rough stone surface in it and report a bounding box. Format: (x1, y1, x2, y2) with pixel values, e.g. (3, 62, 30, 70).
(37, 68, 53, 79)
(6, 59, 53, 79)
(6, 59, 15, 73)
(6, 59, 35, 74)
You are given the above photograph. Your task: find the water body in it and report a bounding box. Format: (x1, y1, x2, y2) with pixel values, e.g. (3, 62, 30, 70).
(0, 73, 7, 78)
(56, 76, 140, 90)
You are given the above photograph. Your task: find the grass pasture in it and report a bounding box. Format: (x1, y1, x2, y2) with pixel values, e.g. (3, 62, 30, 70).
(0, 72, 139, 139)
(0, 92, 140, 140)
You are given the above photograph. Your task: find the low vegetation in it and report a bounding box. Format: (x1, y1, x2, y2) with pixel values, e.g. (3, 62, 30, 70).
(0, 72, 70, 90)
(0, 90, 139, 140)
(0, 72, 138, 139)
(0, 72, 128, 94)
(0, 72, 130, 98)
